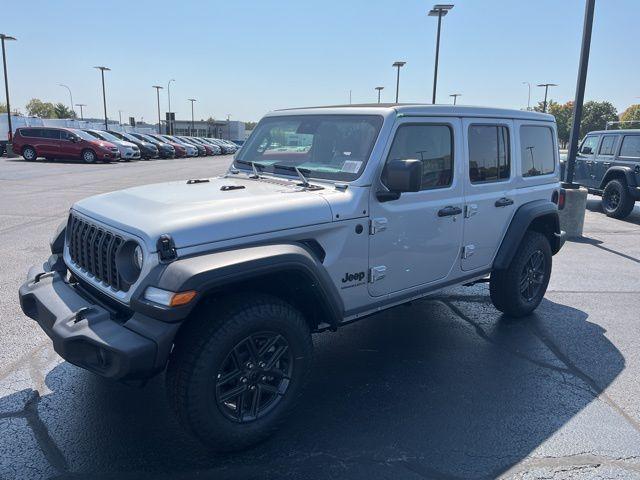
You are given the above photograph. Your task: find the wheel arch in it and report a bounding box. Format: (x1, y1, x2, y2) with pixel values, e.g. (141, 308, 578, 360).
(493, 200, 562, 271)
(144, 243, 344, 332)
(600, 166, 637, 189)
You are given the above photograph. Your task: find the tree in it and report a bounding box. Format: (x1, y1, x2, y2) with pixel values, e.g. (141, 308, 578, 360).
(53, 103, 75, 119)
(245, 121, 257, 130)
(26, 98, 55, 118)
(0, 103, 6, 113)
(579, 101, 618, 138)
(619, 104, 640, 129)
(547, 101, 573, 148)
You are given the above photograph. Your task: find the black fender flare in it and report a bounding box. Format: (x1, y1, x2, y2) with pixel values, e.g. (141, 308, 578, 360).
(600, 166, 638, 189)
(132, 243, 344, 328)
(493, 200, 562, 271)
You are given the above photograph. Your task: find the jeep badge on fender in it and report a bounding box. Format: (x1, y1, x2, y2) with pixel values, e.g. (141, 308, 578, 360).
(19, 104, 565, 451)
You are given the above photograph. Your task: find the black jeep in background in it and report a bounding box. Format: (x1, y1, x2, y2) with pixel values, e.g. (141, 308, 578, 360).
(563, 129, 640, 218)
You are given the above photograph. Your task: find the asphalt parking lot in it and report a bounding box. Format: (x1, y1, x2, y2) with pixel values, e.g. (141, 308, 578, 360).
(1, 155, 640, 480)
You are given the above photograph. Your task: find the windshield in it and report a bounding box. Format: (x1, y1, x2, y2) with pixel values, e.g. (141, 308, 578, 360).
(235, 114, 382, 182)
(72, 129, 101, 141)
(121, 132, 138, 142)
(94, 131, 121, 143)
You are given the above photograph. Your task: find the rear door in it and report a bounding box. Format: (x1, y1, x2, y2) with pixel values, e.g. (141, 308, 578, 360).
(39, 128, 61, 157)
(594, 134, 619, 188)
(368, 117, 464, 297)
(461, 118, 517, 271)
(616, 135, 640, 187)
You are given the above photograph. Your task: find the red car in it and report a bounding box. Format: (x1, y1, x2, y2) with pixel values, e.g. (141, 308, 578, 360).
(12, 127, 120, 163)
(149, 134, 187, 157)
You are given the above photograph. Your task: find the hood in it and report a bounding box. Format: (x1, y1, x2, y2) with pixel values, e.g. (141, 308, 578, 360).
(113, 140, 136, 148)
(90, 140, 116, 149)
(72, 175, 333, 251)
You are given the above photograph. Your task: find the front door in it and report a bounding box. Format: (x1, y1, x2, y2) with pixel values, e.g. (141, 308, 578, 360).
(368, 118, 464, 297)
(574, 134, 599, 187)
(59, 130, 83, 158)
(461, 119, 517, 271)
(593, 134, 619, 188)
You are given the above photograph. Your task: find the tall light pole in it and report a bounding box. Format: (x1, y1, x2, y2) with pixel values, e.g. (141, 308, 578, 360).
(152, 86, 163, 134)
(188, 98, 196, 135)
(566, 0, 595, 186)
(428, 4, 454, 104)
(118, 110, 123, 126)
(75, 103, 86, 120)
(537, 83, 558, 113)
(167, 78, 175, 134)
(375, 86, 384, 104)
(522, 82, 531, 110)
(94, 66, 110, 130)
(449, 93, 461, 105)
(58, 84, 74, 114)
(392, 61, 406, 103)
(1, 34, 16, 149)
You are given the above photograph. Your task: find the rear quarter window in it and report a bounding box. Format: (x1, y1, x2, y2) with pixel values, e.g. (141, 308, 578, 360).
(619, 135, 640, 158)
(520, 125, 555, 177)
(19, 128, 43, 138)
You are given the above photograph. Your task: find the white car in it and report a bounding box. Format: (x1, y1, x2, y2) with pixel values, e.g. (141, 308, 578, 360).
(83, 130, 141, 161)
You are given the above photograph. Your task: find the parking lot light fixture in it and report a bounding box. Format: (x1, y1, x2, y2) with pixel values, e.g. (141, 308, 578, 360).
(188, 98, 196, 135)
(94, 66, 110, 130)
(392, 61, 406, 103)
(428, 4, 453, 104)
(449, 93, 461, 105)
(58, 84, 74, 115)
(1, 34, 17, 147)
(537, 83, 558, 113)
(167, 79, 175, 134)
(375, 86, 384, 103)
(75, 104, 86, 120)
(152, 86, 163, 134)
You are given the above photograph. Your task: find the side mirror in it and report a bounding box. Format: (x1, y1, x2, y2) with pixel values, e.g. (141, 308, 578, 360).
(378, 159, 422, 201)
(71, 136, 79, 143)
(581, 146, 592, 155)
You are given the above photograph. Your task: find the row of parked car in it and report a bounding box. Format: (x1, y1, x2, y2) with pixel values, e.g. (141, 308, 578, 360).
(11, 126, 239, 163)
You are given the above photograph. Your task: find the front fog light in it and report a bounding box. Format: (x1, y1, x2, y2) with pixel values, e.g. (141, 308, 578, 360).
(144, 286, 196, 307)
(134, 245, 143, 269)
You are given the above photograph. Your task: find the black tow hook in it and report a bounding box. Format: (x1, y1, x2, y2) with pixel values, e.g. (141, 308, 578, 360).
(33, 271, 55, 284)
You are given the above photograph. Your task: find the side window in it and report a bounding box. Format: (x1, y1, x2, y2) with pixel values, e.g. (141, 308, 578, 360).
(598, 135, 617, 156)
(579, 135, 598, 155)
(619, 136, 640, 158)
(468, 125, 510, 183)
(21, 128, 42, 138)
(60, 130, 74, 141)
(385, 124, 453, 190)
(520, 125, 555, 177)
(43, 129, 61, 140)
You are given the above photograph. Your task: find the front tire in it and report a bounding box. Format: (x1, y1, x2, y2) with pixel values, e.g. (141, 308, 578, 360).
(166, 294, 313, 451)
(22, 146, 37, 161)
(490, 231, 552, 318)
(602, 179, 635, 219)
(81, 149, 97, 164)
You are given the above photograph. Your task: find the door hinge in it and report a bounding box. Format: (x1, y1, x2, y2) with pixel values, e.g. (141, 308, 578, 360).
(369, 265, 387, 283)
(462, 244, 475, 259)
(369, 217, 388, 235)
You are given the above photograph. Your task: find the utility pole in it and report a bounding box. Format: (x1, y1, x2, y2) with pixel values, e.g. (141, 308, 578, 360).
(94, 66, 110, 130)
(449, 93, 461, 105)
(75, 103, 86, 120)
(392, 61, 406, 103)
(428, 4, 454, 104)
(167, 79, 175, 134)
(152, 85, 163, 134)
(1, 33, 16, 152)
(375, 86, 384, 104)
(188, 98, 196, 135)
(537, 83, 558, 113)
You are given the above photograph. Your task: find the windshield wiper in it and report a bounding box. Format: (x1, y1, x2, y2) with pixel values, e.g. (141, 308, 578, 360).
(271, 163, 319, 188)
(234, 159, 266, 178)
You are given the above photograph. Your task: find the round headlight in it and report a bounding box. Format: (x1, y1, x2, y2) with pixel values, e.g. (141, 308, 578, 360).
(134, 245, 143, 270)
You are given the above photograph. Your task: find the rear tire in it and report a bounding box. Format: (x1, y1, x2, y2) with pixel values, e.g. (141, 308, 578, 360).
(490, 231, 552, 318)
(81, 149, 97, 164)
(22, 146, 37, 161)
(602, 179, 635, 219)
(166, 294, 313, 451)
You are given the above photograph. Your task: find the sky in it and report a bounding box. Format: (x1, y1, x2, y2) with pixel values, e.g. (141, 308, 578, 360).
(3, 0, 639, 123)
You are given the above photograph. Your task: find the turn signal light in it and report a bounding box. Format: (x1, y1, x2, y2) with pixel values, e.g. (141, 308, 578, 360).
(170, 290, 197, 307)
(144, 286, 197, 307)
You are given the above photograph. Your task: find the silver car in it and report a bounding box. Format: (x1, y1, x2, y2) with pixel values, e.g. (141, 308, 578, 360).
(83, 130, 141, 161)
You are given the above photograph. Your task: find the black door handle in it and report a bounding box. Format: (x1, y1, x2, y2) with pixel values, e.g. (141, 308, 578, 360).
(495, 197, 514, 207)
(438, 206, 462, 217)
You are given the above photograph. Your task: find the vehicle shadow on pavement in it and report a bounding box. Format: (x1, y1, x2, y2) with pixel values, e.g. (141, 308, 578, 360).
(4, 295, 623, 479)
(585, 198, 640, 225)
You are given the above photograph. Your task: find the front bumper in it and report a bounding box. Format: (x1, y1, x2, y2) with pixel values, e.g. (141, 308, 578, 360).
(19, 259, 179, 381)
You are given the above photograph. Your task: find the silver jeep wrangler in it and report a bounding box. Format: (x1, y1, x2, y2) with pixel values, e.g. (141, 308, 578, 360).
(19, 104, 565, 450)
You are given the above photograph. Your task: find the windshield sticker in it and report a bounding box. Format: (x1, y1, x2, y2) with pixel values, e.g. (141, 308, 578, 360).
(341, 160, 362, 174)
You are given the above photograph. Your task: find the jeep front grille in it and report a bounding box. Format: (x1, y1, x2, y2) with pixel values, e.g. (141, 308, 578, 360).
(67, 214, 127, 291)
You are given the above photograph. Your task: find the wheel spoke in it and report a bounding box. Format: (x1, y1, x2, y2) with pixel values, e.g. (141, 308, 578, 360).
(258, 382, 280, 394)
(216, 368, 242, 387)
(249, 386, 261, 417)
(219, 384, 248, 403)
(265, 345, 289, 370)
(245, 335, 260, 362)
(258, 334, 282, 358)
